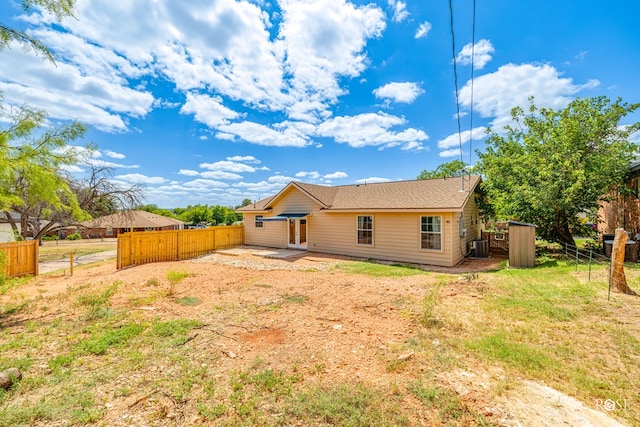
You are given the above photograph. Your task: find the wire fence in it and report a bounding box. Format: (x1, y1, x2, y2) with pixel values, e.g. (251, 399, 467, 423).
(553, 241, 638, 300)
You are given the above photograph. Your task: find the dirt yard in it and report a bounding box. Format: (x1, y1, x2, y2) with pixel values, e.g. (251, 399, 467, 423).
(0, 250, 630, 426)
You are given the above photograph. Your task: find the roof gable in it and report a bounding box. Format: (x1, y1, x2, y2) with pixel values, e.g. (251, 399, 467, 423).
(237, 176, 481, 212)
(81, 210, 184, 228)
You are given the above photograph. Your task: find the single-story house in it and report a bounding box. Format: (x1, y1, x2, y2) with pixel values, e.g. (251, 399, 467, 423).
(78, 210, 184, 238)
(237, 176, 483, 267)
(599, 159, 640, 237)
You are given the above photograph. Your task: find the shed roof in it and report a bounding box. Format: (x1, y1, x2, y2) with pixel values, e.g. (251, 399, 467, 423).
(238, 176, 481, 212)
(81, 210, 184, 229)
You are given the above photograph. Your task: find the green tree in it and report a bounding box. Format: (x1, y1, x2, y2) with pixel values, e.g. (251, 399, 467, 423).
(417, 160, 468, 180)
(1, 0, 75, 62)
(236, 198, 252, 208)
(139, 204, 179, 219)
(179, 204, 211, 225)
(1, 106, 89, 240)
(477, 96, 640, 246)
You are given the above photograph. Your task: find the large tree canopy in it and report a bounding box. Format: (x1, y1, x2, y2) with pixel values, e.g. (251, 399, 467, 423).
(478, 96, 640, 246)
(1, 105, 87, 241)
(1, 107, 144, 241)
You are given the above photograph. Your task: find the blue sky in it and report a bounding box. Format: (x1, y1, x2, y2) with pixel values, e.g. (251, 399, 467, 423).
(1, 0, 639, 208)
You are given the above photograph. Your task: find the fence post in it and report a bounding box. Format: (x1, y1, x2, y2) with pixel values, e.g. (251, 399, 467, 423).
(588, 249, 592, 282)
(176, 229, 180, 261)
(608, 255, 612, 301)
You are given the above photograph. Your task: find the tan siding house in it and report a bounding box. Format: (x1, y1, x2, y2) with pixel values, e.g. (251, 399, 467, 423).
(238, 176, 482, 267)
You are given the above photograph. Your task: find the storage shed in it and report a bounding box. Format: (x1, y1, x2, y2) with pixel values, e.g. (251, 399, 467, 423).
(508, 221, 536, 268)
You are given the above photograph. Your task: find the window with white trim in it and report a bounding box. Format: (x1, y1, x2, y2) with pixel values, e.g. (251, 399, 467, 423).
(421, 216, 441, 250)
(357, 215, 373, 245)
(255, 215, 263, 228)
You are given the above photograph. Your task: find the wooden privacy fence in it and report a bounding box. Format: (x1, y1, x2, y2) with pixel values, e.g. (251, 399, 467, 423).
(117, 226, 244, 269)
(0, 240, 39, 278)
(481, 231, 509, 252)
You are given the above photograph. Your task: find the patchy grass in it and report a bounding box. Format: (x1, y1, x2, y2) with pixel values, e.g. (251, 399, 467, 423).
(334, 261, 426, 277)
(1, 256, 640, 425)
(39, 241, 116, 263)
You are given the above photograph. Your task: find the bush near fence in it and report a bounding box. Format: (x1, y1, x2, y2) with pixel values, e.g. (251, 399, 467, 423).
(116, 226, 243, 269)
(0, 240, 39, 278)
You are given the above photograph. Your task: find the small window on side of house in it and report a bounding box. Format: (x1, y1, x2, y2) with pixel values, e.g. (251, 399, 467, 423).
(255, 215, 264, 228)
(357, 215, 373, 246)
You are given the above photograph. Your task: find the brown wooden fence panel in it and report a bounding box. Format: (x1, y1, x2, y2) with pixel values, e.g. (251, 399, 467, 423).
(117, 226, 243, 269)
(0, 240, 39, 278)
(481, 231, 509, 252)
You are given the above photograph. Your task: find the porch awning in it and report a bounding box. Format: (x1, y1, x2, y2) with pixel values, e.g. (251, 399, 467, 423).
(258, 213, 309, 222)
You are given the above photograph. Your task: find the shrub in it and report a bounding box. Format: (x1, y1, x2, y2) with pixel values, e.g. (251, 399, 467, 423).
(66, 232, 82, 241)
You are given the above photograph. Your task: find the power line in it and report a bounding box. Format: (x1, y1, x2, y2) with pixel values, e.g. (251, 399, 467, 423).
(448, 0, 464, 174)
(469, 0, 477, 168)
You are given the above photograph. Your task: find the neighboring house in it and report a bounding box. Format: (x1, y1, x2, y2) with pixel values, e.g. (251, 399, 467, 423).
(79, 210, 184, 238)
(237, 176, 483, 267)
(0, 211, 53, 240)
(0, 223, 15, 243)
(599, 160, 640, 237)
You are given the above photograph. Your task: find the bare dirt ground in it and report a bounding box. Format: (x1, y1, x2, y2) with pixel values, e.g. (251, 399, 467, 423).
(2, 250, 628, 426)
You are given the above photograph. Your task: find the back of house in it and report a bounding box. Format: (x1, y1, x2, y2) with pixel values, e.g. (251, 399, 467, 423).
(237, 176, 483, 267)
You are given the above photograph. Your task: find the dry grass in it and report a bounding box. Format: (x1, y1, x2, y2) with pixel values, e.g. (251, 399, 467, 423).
(0, 253, 638, 425)
(38, 240, 116, 263)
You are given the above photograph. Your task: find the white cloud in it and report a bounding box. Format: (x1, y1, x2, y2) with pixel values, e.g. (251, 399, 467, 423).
(218, 121, 310, 147)
(355, 177, 391, 184)
(226, 155, 261, 164)
(415, 21, 432, 39)
(456, 39, 495, 70)
(324, 171, 348, 179)
(295, 171, 320, 179)
(115, 173, 168, 184)
(317, 112, 428, 149)
(180, 92, 241, 128)
(373, 82, 424, 104)
(183, 179, 229, 188)
(268, 175, 297, 184)
(388, 0, 408, 23)
(459, 63, 601, 130)
(279, 0, 386, 120)
(439, 148, 461, 158)
(61, 165, 85, 173)
(232, 180, 287, 194)
(437, 127, 487, 150)
(6, 0, 387, 136)
(0, 40, 153, 132)
(104, 150, 126, 159)
(199, 161, 256, 173)
(178, 169, 200, 176)
(87, 159, 140, 169)
(200, 171, 244, 180)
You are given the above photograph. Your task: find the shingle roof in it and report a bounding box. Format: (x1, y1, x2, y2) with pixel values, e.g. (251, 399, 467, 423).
(237, 176, 481, 212)
(81, 210, 184, 228)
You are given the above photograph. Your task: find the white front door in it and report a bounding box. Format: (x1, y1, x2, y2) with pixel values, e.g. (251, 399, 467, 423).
(288, 218, 308, 249)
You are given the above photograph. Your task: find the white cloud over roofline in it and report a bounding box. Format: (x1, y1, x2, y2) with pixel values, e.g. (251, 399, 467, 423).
(373, 82, 424, 104)
(456, 39, 495, 70)
(415, 21, 432, 39)
(115, 173, 168, 184)
(459, 63, 601, 130)
(437, 127, 487, 150)
(316, 112, 428, 150)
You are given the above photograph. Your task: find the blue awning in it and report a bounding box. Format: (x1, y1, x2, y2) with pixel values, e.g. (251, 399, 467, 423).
(259, 213, 309, 222)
